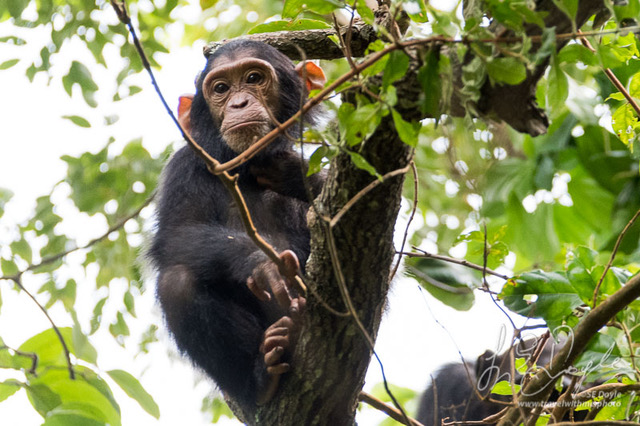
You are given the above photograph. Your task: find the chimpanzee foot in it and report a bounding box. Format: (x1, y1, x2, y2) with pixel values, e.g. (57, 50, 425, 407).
(256, 298, 306, 404)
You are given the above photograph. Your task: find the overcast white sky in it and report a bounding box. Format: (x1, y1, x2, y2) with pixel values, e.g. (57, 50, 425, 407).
(0, 7, 529, 425)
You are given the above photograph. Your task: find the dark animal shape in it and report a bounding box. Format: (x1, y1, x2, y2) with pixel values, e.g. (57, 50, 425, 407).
(149, 39, 326, 408)
(416, 338, 587, 425)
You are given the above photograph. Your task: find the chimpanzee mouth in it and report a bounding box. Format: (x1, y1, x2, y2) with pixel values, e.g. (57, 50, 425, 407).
(224, 121, 270, 133)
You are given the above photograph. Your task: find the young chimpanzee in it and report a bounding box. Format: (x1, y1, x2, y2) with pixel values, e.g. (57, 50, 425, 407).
(149, 40, 326, 408)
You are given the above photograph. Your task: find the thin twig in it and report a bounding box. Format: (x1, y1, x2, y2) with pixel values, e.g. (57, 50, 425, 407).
(11, 276, 75, 380)
(389, 160, 418, 281)
(593, 208, 640, 307)
(330, 164, 411, 227)
(402, 248, 510, 280)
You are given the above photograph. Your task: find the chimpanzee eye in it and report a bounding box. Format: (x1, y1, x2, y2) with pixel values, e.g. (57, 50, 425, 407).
(214, 83, 229, 94)
(246, 72, 263, 84)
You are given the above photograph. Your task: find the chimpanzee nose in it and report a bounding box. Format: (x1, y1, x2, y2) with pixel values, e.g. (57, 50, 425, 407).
(229, 93, 251, 109)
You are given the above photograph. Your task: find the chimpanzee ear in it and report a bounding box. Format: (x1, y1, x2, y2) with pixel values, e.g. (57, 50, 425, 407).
(177, 94, 194, 134)
(295, 62, 326, 91)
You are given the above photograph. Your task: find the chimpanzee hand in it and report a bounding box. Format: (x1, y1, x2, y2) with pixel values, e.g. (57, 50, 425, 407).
(246, 250, 300, 309)
(256, 297, 306, 404)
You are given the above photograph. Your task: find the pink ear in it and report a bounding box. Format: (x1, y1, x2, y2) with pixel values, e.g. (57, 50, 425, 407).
(295, 62, 326, 91)
(178, 94, 194, 134)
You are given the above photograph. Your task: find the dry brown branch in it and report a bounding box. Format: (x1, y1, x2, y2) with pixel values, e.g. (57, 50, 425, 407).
(359, 391, 425, 426)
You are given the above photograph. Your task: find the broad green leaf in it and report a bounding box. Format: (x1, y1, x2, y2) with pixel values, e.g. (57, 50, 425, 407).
(486, 57, 527, 85)
(551, 0, 578, 26)
(308, 146, 330, 176)
(1, 258, 19, 276)
(0, 59, 19, 70)
(405, 257, 477, 311)
(417, 50, 441, 116)
(26, 384, 62, 417)
(382, 50, 410, 88)
(491, 380, 521, 395)
(558, 44, 597, 65)
(124, 291, 136, 317)
(248, 19, 331, 34)
(36, 371, 121, 426)
(10, 238, 32, 263)
(391, 109, 420, 147)
(44, 403, 107, 425)
(547, 54, 568, 110)
(62, 115, 91, 128)
(0, 380, 21, 402)
(500, 271, 583, 322)
(62, 61, 99, 108)
(19, 328, 74, 369)
(72, 313, 98, 364)
(612, 103, 638, 145)
(108, 370, 160, 419)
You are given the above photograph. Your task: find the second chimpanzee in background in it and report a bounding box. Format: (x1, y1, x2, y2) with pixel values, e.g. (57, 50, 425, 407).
(149, 40, 326, 408)
(416, 338, 590, 425)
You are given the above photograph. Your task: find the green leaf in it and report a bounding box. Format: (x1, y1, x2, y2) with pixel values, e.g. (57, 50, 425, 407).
(43, 403, 108, 426)
(19, 328, 74, 369)
(500, 271, 583, 322)
(486, 57, 527, 85)
(391, 109, 420, 147)
(612, 103, 638, 145)
(382, 50, 410, 88)
(356, 1, 374, 23)
(109, 311, 130, 342)
(417, 50, 441, 116)
(1, 258, 19, 276)
(0, 380, 21, 402)
(10, 238, 32, 263)
(558, 44, 597, 65)
(248, 19, 331, 34)
(546, 54, 568, 112)
(90, 297, 108, 335)
(0, 59, 19, 70)
(405, 257, 477, 311)
(62, 61, 99, 108)
(491, 380, 521, 395)
(26, 384, 62, 416)
(124, 291, 136, 317)
(346, 151, 379, 177)
(62, 115, 91, 128)
(551, 0, 578, 25)
(282, 0, 343, 18)
(107, 370, 160, 419)
(403, 0, 429, 23)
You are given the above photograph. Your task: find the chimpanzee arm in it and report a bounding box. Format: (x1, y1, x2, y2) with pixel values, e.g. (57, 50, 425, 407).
(249, 150, 326, 201)
(150, 148, 270, 286)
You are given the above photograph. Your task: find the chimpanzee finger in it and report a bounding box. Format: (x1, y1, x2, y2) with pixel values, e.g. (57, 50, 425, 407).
(247, 276, 271, 302)
(264, 346, 285, 366)
(289, 297, 306, 323)
(278, 250, 300, 287)
(263, 335, 290, 354)
(266, 363, 290, 376)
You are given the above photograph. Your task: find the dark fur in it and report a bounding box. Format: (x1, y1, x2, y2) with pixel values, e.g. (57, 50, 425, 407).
(149, 40, 323, 406)
(416, 339, 585, 425)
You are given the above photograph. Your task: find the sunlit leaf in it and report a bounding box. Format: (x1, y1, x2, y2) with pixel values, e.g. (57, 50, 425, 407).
(108, 370, 160, 419)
